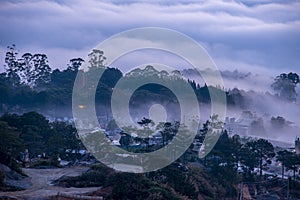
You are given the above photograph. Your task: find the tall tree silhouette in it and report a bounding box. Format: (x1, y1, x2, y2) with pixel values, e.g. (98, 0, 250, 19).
(271, 72, 300, 101)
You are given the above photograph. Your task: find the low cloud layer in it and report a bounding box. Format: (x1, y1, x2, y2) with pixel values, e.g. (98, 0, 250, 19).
(0, 0, 299, 76)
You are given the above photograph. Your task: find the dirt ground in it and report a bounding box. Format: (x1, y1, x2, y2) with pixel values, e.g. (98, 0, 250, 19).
(0, 167, 101, 199)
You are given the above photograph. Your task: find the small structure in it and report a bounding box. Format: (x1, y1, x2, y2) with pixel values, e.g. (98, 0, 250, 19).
(224, 112, 254, 136)
(295, 137, 300, 154)
(20, 149, 30, 168)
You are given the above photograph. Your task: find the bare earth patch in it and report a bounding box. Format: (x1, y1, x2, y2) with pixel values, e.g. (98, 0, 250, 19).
(0, 167, 102, 199)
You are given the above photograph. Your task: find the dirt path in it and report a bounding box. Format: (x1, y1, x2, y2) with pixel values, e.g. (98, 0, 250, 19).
(0, 167, 101, 199)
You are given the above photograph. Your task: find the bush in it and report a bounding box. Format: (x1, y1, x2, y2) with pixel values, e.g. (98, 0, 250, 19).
(0, 170, 5, 186)
(107, 173, 176, 200)
(31, 159, 60, 168)
(57, 170, 108, 188)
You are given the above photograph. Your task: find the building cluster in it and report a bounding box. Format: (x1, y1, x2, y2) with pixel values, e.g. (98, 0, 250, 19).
(224, 111, 257, 136)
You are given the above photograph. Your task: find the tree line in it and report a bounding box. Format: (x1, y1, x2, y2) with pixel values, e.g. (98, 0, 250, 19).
(0, 111, 83, 169)
(3, 45, 299, 118)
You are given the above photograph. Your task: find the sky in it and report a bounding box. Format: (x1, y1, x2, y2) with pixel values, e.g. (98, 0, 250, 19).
(0, 0, 300, 77)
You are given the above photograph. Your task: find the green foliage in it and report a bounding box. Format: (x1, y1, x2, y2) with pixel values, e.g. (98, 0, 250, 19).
(226, 88, 246, 108)
(245, 139, 275, 178)
(0, 112, 81, 160)
(0, 46, 123, 114)
(277, 150, 300, 180)
(0, 170, 4, 186)
(100, 67, 122, 88)
(277, 150, 292, 179)
(108, 173, 151, 199)
(62, 171, 108, 188)
(56, 164, 179, 199)
(0, 121, 23, 157)
(1, 49, 243, 115)
(47, 121, 81, 156)
(160, 122, 174, 145)
(57, 164, 112, 188)
(271, 72, 300, 101)
(160, 165, 197, 199)
(119, 133, 131, 149)
(67, 58, 84, 71)
(57, 162, 229, 199)
(90, 163, 114, 173)
(88, 49, 106, 68)
(204, 131, 240, 194)
(4, 45, 51, 88)
(31, 159, 60, 168)
(4, 44, 20, 87)
(240, 142, 259, 171)
(106, 172, 180, 200)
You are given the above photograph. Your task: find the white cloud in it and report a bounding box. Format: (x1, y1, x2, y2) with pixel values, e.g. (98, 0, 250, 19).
(0, 0, 299, 74)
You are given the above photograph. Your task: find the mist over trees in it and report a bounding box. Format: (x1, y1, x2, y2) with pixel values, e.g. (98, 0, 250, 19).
(277, 150, 300, 180)
(0, 112, 82, 158)
(0, 45, 123, 116)
(271, 72, 300, 102)
(1, 45, 300, 142)
(5, 45, 51, 88)
(0, 44, 300, 198)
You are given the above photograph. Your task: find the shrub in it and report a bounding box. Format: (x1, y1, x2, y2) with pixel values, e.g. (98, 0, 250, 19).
(0, 170, 5, 186)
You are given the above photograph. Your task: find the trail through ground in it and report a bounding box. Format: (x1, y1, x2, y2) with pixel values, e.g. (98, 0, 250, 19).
(0, 167, 101, 199)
